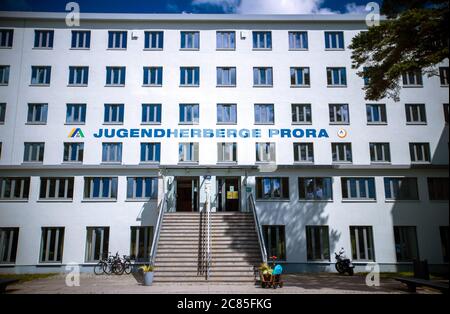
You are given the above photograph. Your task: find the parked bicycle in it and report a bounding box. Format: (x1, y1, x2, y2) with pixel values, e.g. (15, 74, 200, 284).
(94, 252, 129, 275)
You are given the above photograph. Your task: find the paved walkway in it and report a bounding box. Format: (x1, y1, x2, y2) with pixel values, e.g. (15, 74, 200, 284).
(5, 273, 441, 294)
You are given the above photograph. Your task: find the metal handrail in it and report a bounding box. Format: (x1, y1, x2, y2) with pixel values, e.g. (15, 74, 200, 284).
(206, 196, 212, 280)
(248, 193, 268, 264)
(149, 193, 167, 266)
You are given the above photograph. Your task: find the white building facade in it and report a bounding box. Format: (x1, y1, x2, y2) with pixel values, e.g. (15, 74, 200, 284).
(0, 12, 448, 273)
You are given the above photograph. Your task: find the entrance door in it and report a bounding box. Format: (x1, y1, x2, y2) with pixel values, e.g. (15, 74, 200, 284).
(217, 177, 240, 212)
(176, 177, 199, 212)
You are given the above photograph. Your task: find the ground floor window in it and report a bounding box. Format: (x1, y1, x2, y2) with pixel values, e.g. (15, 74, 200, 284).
(263, 225, 286, 260)
(394, 226, 419, 262)
(427, 177, 449, 200)
(440, 226, 449, 263)
(0, 228, 19, 264)
(350, 226, 375, 261)
(256, 177, 289, 200)
(299, 177, 333, 201)
(40, 227, 65, 263)
(306, 226, 330, 261)
(85, 227, 110, 262)
(130, 226, 153, 262)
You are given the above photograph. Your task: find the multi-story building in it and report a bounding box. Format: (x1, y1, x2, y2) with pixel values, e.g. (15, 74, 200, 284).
(0, 12, 448, 277)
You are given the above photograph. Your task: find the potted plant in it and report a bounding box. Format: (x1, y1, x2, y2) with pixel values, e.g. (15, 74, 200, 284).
(140, 265, 154, 286)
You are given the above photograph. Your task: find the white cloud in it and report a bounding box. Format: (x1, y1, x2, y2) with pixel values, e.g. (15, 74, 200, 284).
(191, 0, 239, 12)
(237, 0, 336, 14)
(344, 3, 367, 14)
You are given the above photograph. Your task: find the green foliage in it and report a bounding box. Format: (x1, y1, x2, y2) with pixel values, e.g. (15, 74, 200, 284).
(139, 265, 154, 273)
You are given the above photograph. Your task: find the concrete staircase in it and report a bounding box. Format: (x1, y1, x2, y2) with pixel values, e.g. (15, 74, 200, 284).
(153, 212, 261, 283)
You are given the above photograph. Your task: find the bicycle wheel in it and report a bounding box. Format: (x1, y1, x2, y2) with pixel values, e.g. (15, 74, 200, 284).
(112, 261, 124, 275)
(94, 261, 105, 275)
(103, 262, 113, 275)
(124, 261, 132, 274)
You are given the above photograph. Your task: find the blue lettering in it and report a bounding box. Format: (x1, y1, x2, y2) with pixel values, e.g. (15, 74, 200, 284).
(239, 129, 250, 138)
(227, 129, 237, 138)
(203, 129, 214, 138)
(306, 129, 316, 138)
(292, 129, 304, 138)
(269, 129, 279, 138)
(117, 129, 129, 138)
(191, 129, 201, 138)
(154, 129, 165, 138)
(216, 129, 225, 138)
(179, 129, 189, 138)
(140, 129, 152, 138)
(280, 129, 291, 138)
(93, 129, 103, 138)
(104, 129, 115, 138)
(318, 129, 329, 138)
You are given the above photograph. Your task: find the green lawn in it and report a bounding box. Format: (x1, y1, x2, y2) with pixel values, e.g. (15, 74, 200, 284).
(0, 273, 57, 283)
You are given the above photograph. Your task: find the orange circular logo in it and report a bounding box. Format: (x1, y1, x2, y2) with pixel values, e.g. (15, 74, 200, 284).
(337, 129, 348, 138)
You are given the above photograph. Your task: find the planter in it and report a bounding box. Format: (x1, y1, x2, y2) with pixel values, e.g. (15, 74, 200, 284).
(143, 271, 154, 286)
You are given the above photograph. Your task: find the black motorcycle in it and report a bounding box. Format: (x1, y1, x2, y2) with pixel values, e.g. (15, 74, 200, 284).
(334, 248, 355, 275)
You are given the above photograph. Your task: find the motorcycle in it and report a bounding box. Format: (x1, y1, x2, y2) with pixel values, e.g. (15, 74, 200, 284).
(334, 248, 355, 275)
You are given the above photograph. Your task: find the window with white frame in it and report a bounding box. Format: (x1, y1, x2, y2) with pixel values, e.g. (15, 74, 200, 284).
(256, 178, 289, 200)
(0, 103, 5, 123)
(256, 142, 276, 162)
(255, 104, 274, 124)
(179, 142, 199, 163)
(289, 31, 308, 50)
(23, 142, 44, 162)
(369, 143, 391, 163)
(66, 104, 86, 124)
(130, 226, 153, 262)
(402, 70, 423, 86)
(84, 177, 118, 200)
(71, 30, 90, 49)
(217, 142, 237, 163)
(217, 67, 236, 86)
(299, 177, 333, 201)
(394, 226, 419, 262)
(85, 227, 110, 262)
(104, 104, 124, 124)
(180, 67, 199, 86)
(143, 67, 162, 86)
(293, 143, 314, 163)
(439, 67, 449, 86)
(0, 177, 30, 200)
(329, 104, 349, 124)
(102, 143, 122, 163)
(34, 30, 54, 48)
(27, 103, 48, 124)
(427, 177, 449, 200)
(140, 143, 161, 162)
(0, 65, 9, 84)
(263, 225, 286, 260)
(306, 226, 330, 261)
(217, 104, 237, 124)
(332, 143, 352, 163)
(63, 142, 84, 162)
(384, 177, 419, 200)
(0, 228, 19, 264)
(409, 142, 431, 163)
(405, 104, 427, 124)
(106, 67, 125, 86)
(324, 31, 344, 49)
(341, 178, 376, 200)
(108, 31, 127, 49)
(350, 226, 375, 261)
(252, 31, 272, 49)
(68, 66, 89, 85)
(327, 67, 347, 86)
(0, 29, 13, 48)
(216, 31, 235, 49)
(39, 177, 74, 200)
(292, 104, 312, 124)
(40, 227, 64, 263)
(142, 104, 161, 124)
(253, 67, 273, 86)
(290, 67, 310, 86)
(126, 177, 158, 200)
(144, 31, 163, 49)
(366, 104, 387, 124)
(31, 66, 51, 85)
(180, 31, 199, 49)
(179, 104, 199, 124)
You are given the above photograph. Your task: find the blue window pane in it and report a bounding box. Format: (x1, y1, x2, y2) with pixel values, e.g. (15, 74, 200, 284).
(120, 68, 125, 85)
(136, 178, 143, 198)
(368, 179, 375, 198)
(102, 178, 110, 197)
(108, 32, 113, 48)
(155, 144, 161, 161)
(93, 178, 100, 197)
(86, 32, 91, 47)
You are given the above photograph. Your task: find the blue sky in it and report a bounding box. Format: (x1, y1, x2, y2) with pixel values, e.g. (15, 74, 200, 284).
(0, 0, 379, 14)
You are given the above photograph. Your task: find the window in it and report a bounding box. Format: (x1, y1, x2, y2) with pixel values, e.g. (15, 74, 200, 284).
(106, 66, 125, 86)
(363, 67, 370, 86)
(27, 103, 48, 124)
(40, 227, 65, 263)
(402, 70, 423, 86)
(329, 104, 349, 124)
(0, 29, 13, 48)
(384, 178, 419, 200)
(0, 177, 30, 200)
(409, 143, 431, 163)
(427, 178, 449, 200)
(440, 226, 449, 263)
(370, 143, 391, 163)
(180, 31, 199, 49)
(142, 104, 161, 124)
(23, 142, 44, 162)
(253, 31, 272, 49)
(108, 31, 127, 49)
(85, 227, 109, 262)
(366, 104, 387, 124)
(102, 143, 122, 163)
(178, 142, 199, 163)
(439, 67, 449, 86)
(289, 31, 308, 50)
(217, 142, 237, 163)
(290, 67, 310, 86)
(143, 67, 162, 86)
(306, 226, 330, 261)
(217, 104, 237, 124)
(332, 143, 352, 163)
(256, 142, 276, 162)
(444, 104, 449, 124)
(68, 66, 88, 85)
(144, 31, 163, 49)
(34, 30, 54, 48)
(350, 226, 375, 261)
(325, 31, 344, 49)
(104, 104, 124, 124)
(394, 226, 419, 262)
(0, 228, 19, 264)
(71, 30, 90, 49)
(66, 104, 86, 124)
(294, 143, 314, 163)
(299, 177, 333, 201)
(39, 177, 74, 200)
(140, 143, 161, 162)
(0, 103, 5, 123)
(180, 67, 199, 86)
(84, 177, 118, 200)
(0, 65, 9, 84)
(263, 225, 286, 260)
(256, 178, 289, 200)
(342, 178, 376, 200)
(127, 177, 158, 199)
(31, 66, 51, 85)
(253, 67, 273, 86)
(292, 104, 312, 124)
(216, 31, 235, 49)
(216, 67, 236, 86)
(327, 67, 347, 86)
(254, 104, 274, 124)
(130, 226, 153, 262)
(63, 142, 84, 162)
(179, 104, 199, 124)
(405, 104, 426, 124)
